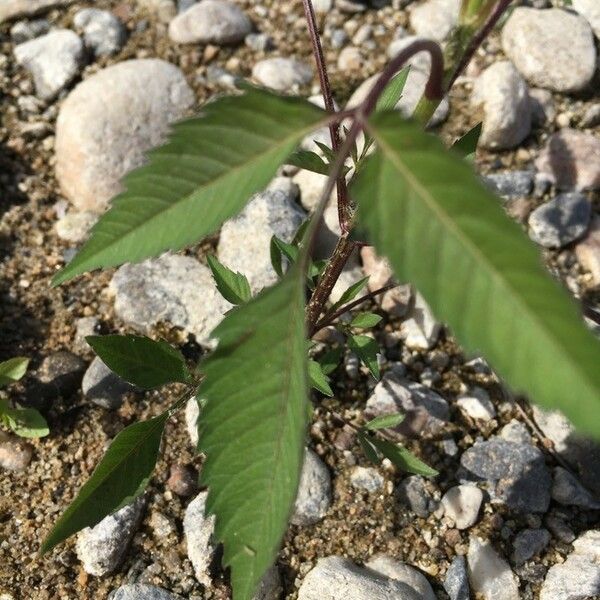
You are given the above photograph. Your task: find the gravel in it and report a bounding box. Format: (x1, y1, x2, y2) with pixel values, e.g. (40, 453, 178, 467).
(395, 475, 439, 517)
(73, 8, 127, 57)
(365, 555, 436, 600)
(252, 57, 313, 91)
(512, 528, 551, 566)
(183, 491, 216, 586)
(110, 584, 183, 600)
(0, 431, 33, 471)
(444, 555, 470, 600)
(291, 448, 332, 526)
(399, 292, 440, 350)
(484, 171, 534, 200)
(81, 356, 137, 409)
(349, 466, 385, 492)
(551, 466, 600, 509)
(440, 485, 483, 530)
(456, 388, 496, 422)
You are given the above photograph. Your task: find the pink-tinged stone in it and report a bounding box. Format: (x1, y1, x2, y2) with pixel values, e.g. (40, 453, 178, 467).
(576, 217, 600, 286)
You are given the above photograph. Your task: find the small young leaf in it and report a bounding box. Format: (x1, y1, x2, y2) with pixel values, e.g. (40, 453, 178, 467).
(292, 219, 312, 247)
(308, 359, 333, 397)
(207, 255, 252, 305)
(314, 140, 336, 163)
(369, 437, 438, 477)
(287, 149, 330, 176)
(42, 412, 169, 553)
(270, 237, 285, 278)
(0, 399, 49, 438)
(271, 236, 299, 265)
(452, 122, 482, 159)
(357, 431, 381, 465)
(86, 335, 190, 389)
(347, 334, 380, 379)
(375, 67, 410, 113)
(0, 357, 29, 387)
(317, 347, 344, 375)
(364, 413, 405, 431)
(331, 276, 369, 311)
(351, 312, 382, 329)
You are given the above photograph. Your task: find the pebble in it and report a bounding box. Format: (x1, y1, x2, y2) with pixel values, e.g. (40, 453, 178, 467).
(0, 431, 33, 471)
(400, 292, 440, 350)
(149, 511, 176, 539)
(76, 497, 145, 576)
(350, 466, 385, 492)
(441, 485, 483, 530)
(551, 466, 600, 509)
(528, 193, 591, 249)
(297, 556, 422, 600)
(252, 57, 313, 92)
(499, 420, 532, 444)
(73, 316, 100, 354)
(572, 0, 600, 38)
(245, 32, 273, 52)
(81, 356, 137, 409)
(540, 530, 600, 600)
(408, 0, 460, 41)
(34, 350, 86, 400)
(0, 0, 73, 23)
(580, 103, 600, 129)
(111, 584, 182, 600)
(366, 555, 436, 600)
(217, 178, 306, 293)
(109, 254, 231, 348)
(10, 19, 49, 43)
(484, 171, 534, 200)
(456, 388, 496, 422)
(444, 556, 470, 600)
(55, 210, 98, 244)
(535, 129, 600, 191)
(396, 475, 438, 517)
(467, 536, 519, 600)
(292, 170, 334, 213)
(575, 216, 600, 286)
(471, 61, 531, 150)
(14, 30, 85, 100)
(55, 59, 194, 213)
(73, 8, 127, 57)
(459, 437, 551, 513)
(512, 528, 551, 566)
(501, 7, 596, 93)
(168, 0, 252, 45)
(185, 397, 200, 446)
(253, 565, 283, 600)
(529, 88, 555, 127)
(338, 46, 363, 71)
(545, 514, 575, 544)
(366, 373, 449, 437)
(183, 491, 215, 586)
(138, 0, 177, 22)
(166, 463, 198, 497)
(291, 448, 332, 526)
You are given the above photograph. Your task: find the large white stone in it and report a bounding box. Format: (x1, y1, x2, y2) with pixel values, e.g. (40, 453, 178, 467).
(573, 0, 600, 38)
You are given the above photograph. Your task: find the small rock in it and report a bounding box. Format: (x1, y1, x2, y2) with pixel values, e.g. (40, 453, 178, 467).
(471, 61, 531, 150)
(35, 350, 86, 399)
(444, 556, 470, 600)
(111, 584, 182, 600)
(73, 8, 127, 57)
(14, 30, 85, 100)
(245, 32, 273, 52)
(138, 0, 177, 22)
(291, 448, 332, 526)
(528, 193, 590, 249)
(76, 497, 145, 576)
(545, 514, 576, 543)
(366, 555, 436, 600)
(535, 129, 600, 191)
(512, 528, 550, 566)
(183, 491, 215, 586)
(467, 536, 519, 600)
(217, 178, 306, 293)
(252, 57, 312, 92)
(551, 466, 600, 509)
(254, 566, 283, 600)
(149, 511, 175, 539)
(459, 437, 551, 512)
(409, 0, 460, 41)
(81, 356, 136, 409)
(575, 216, 600, 286)
(484, 171, 534, 200)
(298, 556, 421, 600)
(529, 88, 555, 127)
(0, 431, 33, 471)
(396, 475, 438, 517)
(74, 316, 100, 353)
(572, 0, 600, 38)
(167, 463, 198, 497)
(185, 397, 200, 447)
(580, 103, 600, 129)
(441, 485, 483, 530)
(55, 210, 98, 243)
(501, 7, 596, 93)
(0, 0, 74, 23)
(338, 46, 362, 71)
(400, 292, 440, 351)
(168, 0, 251, 45)
(456, 388, 496, 422)
(313, 0, 333, 12)
(350, 466, 384, 492)
(10, 19, 49, 43)
(499, 420, 532, 444)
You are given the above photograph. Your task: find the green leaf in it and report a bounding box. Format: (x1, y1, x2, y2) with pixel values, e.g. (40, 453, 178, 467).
(357, 431, 381, 465)
(207, 255, 252, 305)
(53, 87, 325, 286)
(0, 357, 29, 387)
(370, 437, 437, 476)
(452, 122, 482, 160)
(331, 276, 369, 311)
(86, 335, 190, 389)
(308, 359, 333, 397)
(353, 113, 600, 439)
(41, 412, 168, 553)
(287, 149, 330, 176)
(364, 413, 405, 431)
(0, 399, 49, 438)
(317, 347, 344, 376)
(351, 312, 382, 329)
(375, 67, 410, 113)
(314, 140, 336, 163)
(198, 267, 308, 600)
(347, 334, 380, 379)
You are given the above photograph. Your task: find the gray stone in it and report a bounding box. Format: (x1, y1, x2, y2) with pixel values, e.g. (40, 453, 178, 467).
(573, 0, 600, 38)
(10, 19, 49, 43)
(0, 0, 74, 23)
(109, 254, 231, 348)
(183, 491, 215, 586)
(529, 88, 555, 127)
(472, 61, 531, 150)
(366, 373, 449, 437)
(111, 584, 182, 600)
(467, 536, 519, 600)
(177, 0, 196, 11)
(55, 211, 98, 243)
(350, 466, 385, 493)
(512, 528, 550, 566)
(291, 448, 332, 526)
(456, 388, 495, 422)
(14, 30, 84, 100)
(408, 0, 460, 41)
(484, 171, 534, 200)
(185, 397, 200, 447)
(499, 420, 532, 445)
(35, 350, 86, 399)
(575, 216, 600, 287)
(252, 57, 313, 92)
(400, 292, 440, 350)
(0, 431, 33, 471)
(459, 437, 551, 513)
(366, 555, 436, 600)
(76, 497, 145, 576)
(441, 485, 483, 530)
(217, 178, 306, 293)
(528, 193, 590, 249)
(551, 466, 600, 509)
(74, 316, 100, 354)
(55, 59, 194, 213)
(444, 556, 469, 600)
(396, 475, 438, 517)
(74, 8, 127, 57)
(168, 0, 251, 45)
(245, 32, 273, 52)
(81, 356, 136, 409)
(253, 566, 283, 600)
(545, 514, 575, 544)
(580, 103, 600, 129)
(501, 7, 596, 93)
(298, 556, 422, 600)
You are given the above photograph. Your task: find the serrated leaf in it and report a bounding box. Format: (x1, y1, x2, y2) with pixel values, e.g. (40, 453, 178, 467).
(314, 140, 336, 163)
(86, 335, 190, 389)
(308, 359, 333, 396)
(370, 437, 438, 476)
(375, 67, 410, 113)
(207, 255, 252, 305)
(287, 149, 330, 176)
(198, 267, 307, 600)
(0, 357, 29, 387)
(351, 312, 382, 329)
(52, 88, 325, 286)
(317, 347, 343, 375)
(452, 122, 482, 160)
(353, 112, 600, 439)
(357, 431, 381, 465)
(347, 334, 380, 379)
(331, 276, 369, 311)
(364, 413, 405, 431)
(41, 412, 168, 553)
